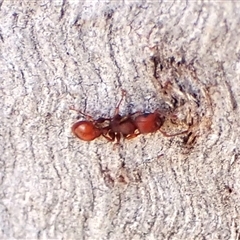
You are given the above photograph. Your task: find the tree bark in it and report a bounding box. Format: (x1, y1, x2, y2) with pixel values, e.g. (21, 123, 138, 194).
(0, 1, 239, 239)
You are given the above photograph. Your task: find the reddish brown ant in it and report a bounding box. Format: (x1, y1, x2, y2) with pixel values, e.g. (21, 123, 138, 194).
(71, 90, 189, 143)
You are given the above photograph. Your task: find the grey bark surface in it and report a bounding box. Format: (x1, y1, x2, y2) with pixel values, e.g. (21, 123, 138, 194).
(0, 1, 240, 239)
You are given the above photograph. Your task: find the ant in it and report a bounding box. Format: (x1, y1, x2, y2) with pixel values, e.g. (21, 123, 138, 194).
(71, 90, 189, 143)
(70, 90, 140, 144)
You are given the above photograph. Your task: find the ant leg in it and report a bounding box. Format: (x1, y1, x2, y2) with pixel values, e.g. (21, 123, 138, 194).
(125, 130, 141, 140)
(102, 130, 115, 142)
(114, 89, 127, 116)
(102, 134, 115, 142)
(113, 133, 121, 150)
(69, 106, 94, 121)
(116, 133, 121, 143)
(159, 129, 189, 137)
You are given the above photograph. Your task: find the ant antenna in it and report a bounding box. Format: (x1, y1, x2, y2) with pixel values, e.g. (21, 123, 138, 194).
(69, 106, 94, 121)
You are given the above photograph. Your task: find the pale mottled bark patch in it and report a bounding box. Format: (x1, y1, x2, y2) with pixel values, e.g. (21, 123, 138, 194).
(0, 1, 239, 239)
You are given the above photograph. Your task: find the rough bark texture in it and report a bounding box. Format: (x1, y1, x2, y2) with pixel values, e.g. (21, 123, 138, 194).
(0, 1, 240, 239)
